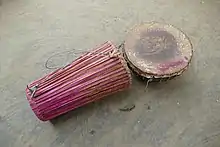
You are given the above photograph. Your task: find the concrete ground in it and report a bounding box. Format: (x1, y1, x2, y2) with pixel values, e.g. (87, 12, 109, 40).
(1, 0, 220, 147)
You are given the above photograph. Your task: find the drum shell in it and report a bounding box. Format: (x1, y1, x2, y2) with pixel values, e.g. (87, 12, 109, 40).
(26, 41, 131, 121)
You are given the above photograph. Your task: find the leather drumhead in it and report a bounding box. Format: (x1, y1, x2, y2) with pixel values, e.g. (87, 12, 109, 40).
(124, 22, 193, 78)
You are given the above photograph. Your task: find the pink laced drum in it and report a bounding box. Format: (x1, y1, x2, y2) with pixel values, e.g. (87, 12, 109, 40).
(26, 41, 131, 121)
(123, 22, 193, 80)
(25, 22, 193, 121)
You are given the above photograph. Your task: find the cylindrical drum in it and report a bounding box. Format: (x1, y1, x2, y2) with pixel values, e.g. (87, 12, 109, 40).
(123, 22, 193, 80)
(26, 41, 131, 121)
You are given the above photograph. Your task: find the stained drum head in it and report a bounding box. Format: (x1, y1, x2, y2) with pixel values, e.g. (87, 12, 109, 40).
(123, 22, 193, 79)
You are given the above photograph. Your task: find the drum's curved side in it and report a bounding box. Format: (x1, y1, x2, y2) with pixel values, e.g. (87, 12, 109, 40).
(26, 41, 131, 121)
(117, 53, 132, 85)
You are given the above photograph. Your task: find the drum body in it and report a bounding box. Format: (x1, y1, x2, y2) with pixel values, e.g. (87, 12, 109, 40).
(26, 41, 131, 121)
(123, 22, 193, 80)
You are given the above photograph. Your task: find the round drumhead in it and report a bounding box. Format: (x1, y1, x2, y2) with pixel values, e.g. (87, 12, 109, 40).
(123, 22, 193, 78)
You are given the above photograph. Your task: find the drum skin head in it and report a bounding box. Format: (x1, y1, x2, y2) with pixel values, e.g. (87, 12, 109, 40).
(124, 22, 193, 78)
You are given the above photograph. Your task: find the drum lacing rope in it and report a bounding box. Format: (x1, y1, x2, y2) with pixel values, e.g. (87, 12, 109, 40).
(27, 84, 39, 98)
(27, 45, 123, 98)
(145, 79, 153, 89)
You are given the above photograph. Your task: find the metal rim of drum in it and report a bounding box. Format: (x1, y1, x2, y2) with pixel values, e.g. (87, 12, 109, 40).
(123, 22, 193, 79)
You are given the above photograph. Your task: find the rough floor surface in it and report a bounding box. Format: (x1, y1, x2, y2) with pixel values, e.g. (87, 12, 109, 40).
(1, 0, 220, 147)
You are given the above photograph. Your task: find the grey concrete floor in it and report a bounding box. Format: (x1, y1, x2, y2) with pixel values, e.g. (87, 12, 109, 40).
(1, 0, 220, 147)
